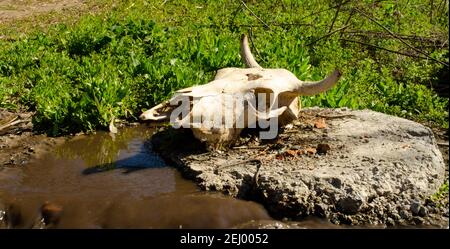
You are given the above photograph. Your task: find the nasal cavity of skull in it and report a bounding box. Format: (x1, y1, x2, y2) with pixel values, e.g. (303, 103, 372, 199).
(246, 73, 263, 81)
(254, 88, 275, 110)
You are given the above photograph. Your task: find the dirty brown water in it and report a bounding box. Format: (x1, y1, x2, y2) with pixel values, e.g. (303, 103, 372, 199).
(0, 125, 342, 229)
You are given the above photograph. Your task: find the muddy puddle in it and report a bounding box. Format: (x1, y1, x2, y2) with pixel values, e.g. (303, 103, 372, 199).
(0, 125, 342, 229)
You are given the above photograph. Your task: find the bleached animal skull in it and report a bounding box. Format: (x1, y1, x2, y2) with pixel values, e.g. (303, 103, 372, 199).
(140, 34, 341, 148)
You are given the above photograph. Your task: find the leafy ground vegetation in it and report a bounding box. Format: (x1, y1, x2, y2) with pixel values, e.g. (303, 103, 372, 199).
(0, 0, 448, 135)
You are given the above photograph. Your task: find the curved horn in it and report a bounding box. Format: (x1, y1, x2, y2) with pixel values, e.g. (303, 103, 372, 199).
(297, 69, 341, 96)
(240, 34, 262, 69)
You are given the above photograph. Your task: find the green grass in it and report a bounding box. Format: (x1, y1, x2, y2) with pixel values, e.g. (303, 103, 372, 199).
(430, 181, 449, 204)
(0, 0, 448, 135)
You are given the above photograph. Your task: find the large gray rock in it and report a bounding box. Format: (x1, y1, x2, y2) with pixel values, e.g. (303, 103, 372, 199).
(150, 108, 447, 226)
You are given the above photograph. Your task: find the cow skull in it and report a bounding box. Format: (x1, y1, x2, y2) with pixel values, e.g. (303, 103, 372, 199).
(140, 34, 341, 148)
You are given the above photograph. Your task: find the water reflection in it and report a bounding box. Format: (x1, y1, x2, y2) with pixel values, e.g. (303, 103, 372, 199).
(0, 125, 274, 228)
(54, 126, 165, 172)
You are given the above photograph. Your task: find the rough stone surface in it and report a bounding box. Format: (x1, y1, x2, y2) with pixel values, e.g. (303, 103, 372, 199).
(150, 108, 447, 226)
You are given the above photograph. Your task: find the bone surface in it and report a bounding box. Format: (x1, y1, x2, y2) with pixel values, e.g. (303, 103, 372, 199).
(140, 34, 341, 147)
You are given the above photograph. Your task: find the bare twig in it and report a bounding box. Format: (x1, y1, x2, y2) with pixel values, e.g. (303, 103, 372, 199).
(339, 8, 355, 39)
(253, 162, 261, 188)
(340, 38, 434, 61)
(329, 0, 344, 32)
(441, 39, 448, 49)
(239, 0, 270, 29)
(248, 28, 267, 64)
(437, 0, 447, 15)
(0, 119, 26, 131)
(0, 115, 18, 127)
(437, 142, 449, 147)
(354, 8, 449, 67)
(306, 25, 350, 46)
(245, 22, 314, 27)
(229, 4, 243, 27)
(204, 22, 315, 29)
(298, 0, 352, 22)
(343, 30, 446, 44)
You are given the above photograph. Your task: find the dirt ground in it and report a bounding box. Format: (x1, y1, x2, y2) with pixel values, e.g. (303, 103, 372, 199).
(0, 109, 65, 167)
(0, 0, 85, 24)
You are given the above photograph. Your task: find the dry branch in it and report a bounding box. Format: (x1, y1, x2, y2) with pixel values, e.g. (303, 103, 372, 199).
(307, 25, 350, 46)
(354, 8, 449, 67)
(239, 0, 271, 29)
(0, 119, 26, 131)
(329, 0, 344, 32)
(343, 30, 447, 47)
(340, 38, 434, 61)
